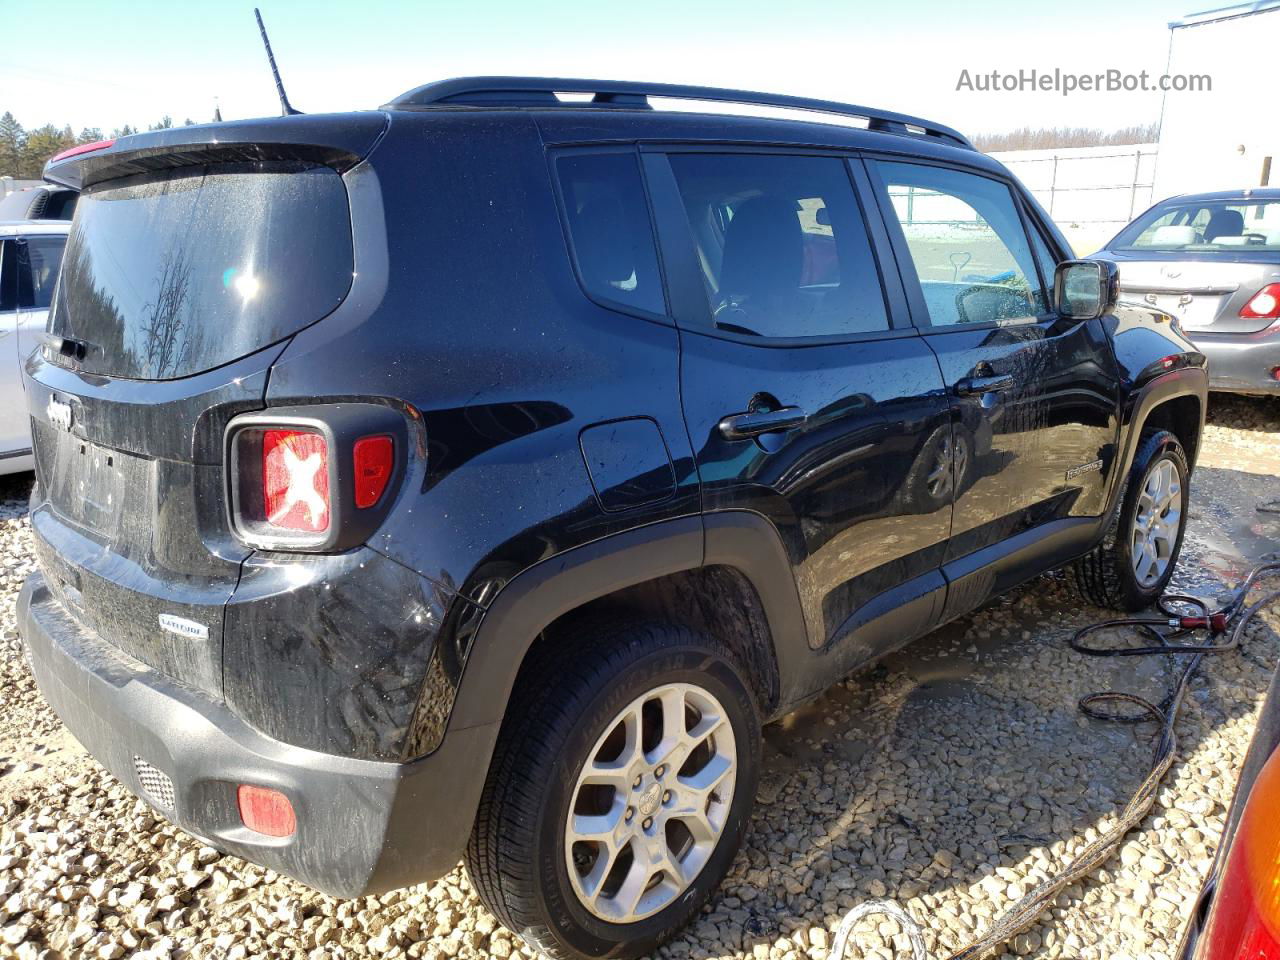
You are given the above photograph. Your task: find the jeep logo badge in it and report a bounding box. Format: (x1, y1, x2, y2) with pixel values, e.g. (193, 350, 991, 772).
(47, 396, 73, 433)
(158, 614, 209, 641)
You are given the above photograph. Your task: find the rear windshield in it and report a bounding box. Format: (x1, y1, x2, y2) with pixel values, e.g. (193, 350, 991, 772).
(52, 163, 353, 380)
(1112, 197, 1280, 257)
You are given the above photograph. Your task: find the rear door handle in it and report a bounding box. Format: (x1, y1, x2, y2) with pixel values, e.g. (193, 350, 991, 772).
(718, 406, 807, 440)
(955, 374, 1014, 396)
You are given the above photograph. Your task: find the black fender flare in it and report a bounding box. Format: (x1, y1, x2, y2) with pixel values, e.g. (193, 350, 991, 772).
(1104, 366, 1208, 517)
(445, 511, 811, 733)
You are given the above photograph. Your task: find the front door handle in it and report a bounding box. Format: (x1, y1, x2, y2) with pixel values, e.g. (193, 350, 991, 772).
(718, 406, 807, 441)
(955, 374, 1014, 396)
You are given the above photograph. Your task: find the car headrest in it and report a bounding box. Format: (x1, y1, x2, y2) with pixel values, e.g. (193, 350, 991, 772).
(1204, 209, 1244, 242)
(720, 196, 804, 300)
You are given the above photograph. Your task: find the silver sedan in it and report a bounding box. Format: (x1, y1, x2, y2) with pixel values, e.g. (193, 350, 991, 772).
(0, 220, 69, 474)
(1093, 188, 1280, 395)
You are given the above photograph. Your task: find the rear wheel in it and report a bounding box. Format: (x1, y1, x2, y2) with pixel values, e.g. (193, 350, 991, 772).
(1074, 429, 1189, 611)
(465, 619, 760, 960)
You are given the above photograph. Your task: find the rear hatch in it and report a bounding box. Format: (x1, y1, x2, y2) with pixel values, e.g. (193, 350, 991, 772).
(27, 114, 386, 701)
(1111, 257, 1280, 335)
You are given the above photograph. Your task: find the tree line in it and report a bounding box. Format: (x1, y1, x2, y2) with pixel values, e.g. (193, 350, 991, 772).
(972, 123, 1161, 153)
(0, 112, 201, 180)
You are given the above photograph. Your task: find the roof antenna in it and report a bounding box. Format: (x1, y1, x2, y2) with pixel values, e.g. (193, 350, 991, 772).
(254, 8, 301, 116)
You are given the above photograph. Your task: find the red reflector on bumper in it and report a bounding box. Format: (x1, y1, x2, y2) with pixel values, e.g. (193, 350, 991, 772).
(237, 785, 296, 838)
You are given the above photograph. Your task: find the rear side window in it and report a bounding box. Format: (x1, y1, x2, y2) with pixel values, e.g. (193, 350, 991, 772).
(667, 153, 889, 339)
(0, 242, 14, 311)
(556, 153, 665, 316)
(53, 163, 353, 380)
(18, 236, 66, 310)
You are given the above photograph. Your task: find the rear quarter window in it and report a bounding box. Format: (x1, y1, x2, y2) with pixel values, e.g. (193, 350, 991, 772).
(555, 152, 665, 317)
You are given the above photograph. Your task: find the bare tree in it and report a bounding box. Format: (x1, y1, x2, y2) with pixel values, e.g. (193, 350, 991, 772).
(974, 123, 1161, 153)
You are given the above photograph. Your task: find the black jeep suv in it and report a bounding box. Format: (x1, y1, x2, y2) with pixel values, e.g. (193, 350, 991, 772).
(20, 78, 1206, 959)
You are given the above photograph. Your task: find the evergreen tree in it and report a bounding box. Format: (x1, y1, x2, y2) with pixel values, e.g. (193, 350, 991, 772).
(20, 124, 73, 178)
(0, 111, 24, 179)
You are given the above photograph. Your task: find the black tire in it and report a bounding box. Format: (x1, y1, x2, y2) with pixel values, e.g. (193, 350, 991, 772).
(1073, 429, 1190, 611)
(464, 619, 761, 960)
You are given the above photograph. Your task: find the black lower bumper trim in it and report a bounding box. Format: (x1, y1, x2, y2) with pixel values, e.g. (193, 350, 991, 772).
(17, 573, 497, 897)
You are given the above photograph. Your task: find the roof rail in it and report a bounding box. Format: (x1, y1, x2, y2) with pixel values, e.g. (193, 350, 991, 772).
(385, 77, 976, 151)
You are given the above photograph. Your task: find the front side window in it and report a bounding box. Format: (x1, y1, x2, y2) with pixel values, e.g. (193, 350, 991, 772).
(1113, 198, 1280, 254)
(1029, 228, 1061, 313)
(873, 161, 1046, 327)
(667, 153, 889, 339)
(556, 152, 665, 316)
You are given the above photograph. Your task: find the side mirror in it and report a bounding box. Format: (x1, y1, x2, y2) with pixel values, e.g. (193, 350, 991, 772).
(1055, 259, 1120, 321)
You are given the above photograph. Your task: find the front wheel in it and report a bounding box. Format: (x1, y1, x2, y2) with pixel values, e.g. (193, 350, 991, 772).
(1074, 429, 1190, 611)
(465, 619, 760, 960)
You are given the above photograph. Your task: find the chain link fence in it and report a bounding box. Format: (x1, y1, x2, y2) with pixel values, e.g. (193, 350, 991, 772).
(990, 144, 1159, 254)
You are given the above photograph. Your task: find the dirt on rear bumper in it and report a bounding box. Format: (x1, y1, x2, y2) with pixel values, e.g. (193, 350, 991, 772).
(17, 572, 497, 898)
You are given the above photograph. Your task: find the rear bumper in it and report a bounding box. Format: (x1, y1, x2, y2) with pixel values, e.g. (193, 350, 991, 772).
(1190, 326, 1280, 394)
(17, 572, 497, 898)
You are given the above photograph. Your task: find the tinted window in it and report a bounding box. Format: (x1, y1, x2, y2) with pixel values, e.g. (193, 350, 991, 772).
(18, 236, 66, 310)
(557, 153, 664, 315)
(52, 163, 353, 380)
(667, 154, 889, 339)
(1112, 198, 1280, 254)
(873, 161, 1045, 326)
(0, 241, 14, 312)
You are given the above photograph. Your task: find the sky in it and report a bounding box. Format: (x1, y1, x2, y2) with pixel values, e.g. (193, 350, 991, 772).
(0, 0, 1219, 137)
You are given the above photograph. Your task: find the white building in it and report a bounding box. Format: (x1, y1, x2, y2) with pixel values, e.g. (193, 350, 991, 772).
(1153, 0, 1280, 200)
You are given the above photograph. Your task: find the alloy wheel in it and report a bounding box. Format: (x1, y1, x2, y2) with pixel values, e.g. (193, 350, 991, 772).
(1131, 457, 1182, 587)
(564, 682, 737, 924)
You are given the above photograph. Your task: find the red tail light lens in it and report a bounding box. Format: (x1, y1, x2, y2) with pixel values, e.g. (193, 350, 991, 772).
(228, 405, 404, 551)
(1197, 747, 1280, 960)
(236, 785, 296, 838)
(353, 435, 394, 508)
(262, 429, 330, 532)
(1241, 284, 1280, 320)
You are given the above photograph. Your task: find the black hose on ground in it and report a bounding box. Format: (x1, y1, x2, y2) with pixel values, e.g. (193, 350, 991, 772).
(830, 561, 1280, 960)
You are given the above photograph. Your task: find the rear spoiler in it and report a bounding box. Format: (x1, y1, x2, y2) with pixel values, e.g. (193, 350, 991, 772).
(44, 112, 390, 191)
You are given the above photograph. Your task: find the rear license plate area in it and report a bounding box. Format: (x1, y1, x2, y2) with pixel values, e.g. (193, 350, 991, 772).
(35, 424, 151, 540)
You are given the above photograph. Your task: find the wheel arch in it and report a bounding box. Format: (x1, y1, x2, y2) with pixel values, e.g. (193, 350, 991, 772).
(445, 512, 812, 737)
(1109, 367, 1207, 514)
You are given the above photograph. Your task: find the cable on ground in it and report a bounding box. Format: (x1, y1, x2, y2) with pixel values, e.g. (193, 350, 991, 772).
(829, 561, 1280, 960)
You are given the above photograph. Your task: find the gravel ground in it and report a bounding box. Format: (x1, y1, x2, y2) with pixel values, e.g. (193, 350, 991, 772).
(1, 394, 1278, 960)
